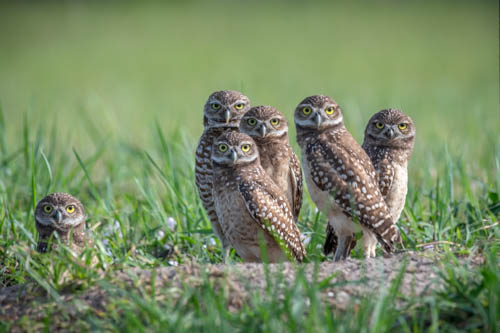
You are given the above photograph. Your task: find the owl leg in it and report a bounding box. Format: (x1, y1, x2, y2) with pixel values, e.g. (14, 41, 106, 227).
(361, 228, 377, 258)
(333, 234, 354, 261)
(221, 241, 231, 263)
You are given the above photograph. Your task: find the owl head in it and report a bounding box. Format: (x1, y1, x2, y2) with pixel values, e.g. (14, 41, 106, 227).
(35, 193, 86, 253)
(211, 131, 259, 167)
(35, 193, 85, 230)
(203, 90, 251, 129)
(364, 109, 416, 149)
(294, 95, 344, 132)
(240, 106, 289, 142)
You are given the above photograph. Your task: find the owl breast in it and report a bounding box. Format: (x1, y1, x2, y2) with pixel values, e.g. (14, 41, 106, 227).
(214, 182, 285, 262)
(301, 152, 357, 237)
(385, 161, 408, 222)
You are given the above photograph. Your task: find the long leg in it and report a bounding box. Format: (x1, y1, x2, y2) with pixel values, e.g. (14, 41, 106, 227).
(361, 228, 377, 258)
(333, 234, 354, 261)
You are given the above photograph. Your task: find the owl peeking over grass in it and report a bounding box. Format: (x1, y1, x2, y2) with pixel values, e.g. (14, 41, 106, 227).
(35, 193, 90, 253)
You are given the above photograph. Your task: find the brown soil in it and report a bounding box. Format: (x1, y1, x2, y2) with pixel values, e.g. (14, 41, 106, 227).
(0, 251, 483, 328)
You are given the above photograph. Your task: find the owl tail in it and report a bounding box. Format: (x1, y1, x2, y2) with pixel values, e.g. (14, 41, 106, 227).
(323, 224, 337, 256)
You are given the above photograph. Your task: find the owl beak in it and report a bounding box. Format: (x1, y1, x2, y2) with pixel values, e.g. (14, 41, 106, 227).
(224, 109, 231, 123)
(259, 124, 267, 137)
(231, 149, 238, 162)
(313, 112, 322, 127)
(385, 127, 395, 139)
(54, 209, 63, 223)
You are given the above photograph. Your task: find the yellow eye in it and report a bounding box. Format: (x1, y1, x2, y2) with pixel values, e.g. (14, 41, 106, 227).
(66, 205, 75, 214)
(398, 123, 407, 130)
(234, 103, 245, 110)
(43, 205, 53, 214)
(247, 118, 257, 126)
(325, 106, 335, 115)
(241, 144, 251, 152)
(375, 122, 385, 129)
(302, 107, 312, 115)
(211, 103, 221, 110)
(218, 144, 228, 152)
(270, 118, 280, 126)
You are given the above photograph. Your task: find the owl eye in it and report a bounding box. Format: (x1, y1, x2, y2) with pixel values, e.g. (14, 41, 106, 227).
(211, 103, 221, 110)
(247, 118, 257, 126)
(218, 144, 228, 152)
(234, 103, 245, 110)
(375, 122, 385, 129)
(270, 118, 280, 126)
(43, 205, 53, 214)
(398, 123, 407, 130)
(66, 205, 75, 214)
(325, 106, 336, 115)
(302, 107, 312, 115)
(241, 144, 251, 152)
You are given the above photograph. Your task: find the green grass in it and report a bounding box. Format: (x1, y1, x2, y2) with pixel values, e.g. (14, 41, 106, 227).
(0, 0, 499, 331)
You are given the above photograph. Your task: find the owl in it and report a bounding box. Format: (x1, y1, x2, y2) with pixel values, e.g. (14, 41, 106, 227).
(362, 109, 416, 223)
(239, 105, 303, 222)
(35, 193, 87, 253)
(294, 95, 401, 261)
(211, 131, 305, 262)
(195, 90, 251, 259)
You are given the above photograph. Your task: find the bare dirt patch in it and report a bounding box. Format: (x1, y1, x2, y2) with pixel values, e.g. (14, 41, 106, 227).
(0, 250, 483, 327)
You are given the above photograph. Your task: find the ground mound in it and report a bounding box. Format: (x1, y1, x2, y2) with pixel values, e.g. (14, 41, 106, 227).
(0, 251, 483, 328)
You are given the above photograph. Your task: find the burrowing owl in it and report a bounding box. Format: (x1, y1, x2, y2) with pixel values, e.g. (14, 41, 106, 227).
(362, 109, 416, 223)
(195, 90, 251, 259)
(294, 95, 401, 260)
(240, 105, 303, 221)
(211, 131, 305, 262)
(35, 193, 87, 253)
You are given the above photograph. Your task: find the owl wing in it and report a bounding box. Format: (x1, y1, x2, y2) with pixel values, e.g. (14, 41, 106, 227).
(289, 151, 304, 221)
(194, 132, 226, 245)
(238, 178, 306, 262)
(363, 144, 395, 198)
(375, 158, 394, 198)
(306, 133, 401, 253)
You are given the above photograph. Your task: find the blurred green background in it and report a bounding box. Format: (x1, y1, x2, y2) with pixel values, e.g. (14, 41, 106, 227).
(0, 0, 498, 182)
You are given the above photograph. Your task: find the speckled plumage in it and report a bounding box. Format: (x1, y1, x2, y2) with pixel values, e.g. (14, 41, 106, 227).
(211, 131, 305, 262)
(195, 90, 251, 259)
(240, 106, 303, 221)
(35, 193, 87, 253)
(362, 109, 416, 223)
(294, 95, 401, 260)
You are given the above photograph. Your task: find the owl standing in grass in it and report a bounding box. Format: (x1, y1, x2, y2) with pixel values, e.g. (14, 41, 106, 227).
(211, 131, 305, 262)
(35, 193, 88, 253)
(240, 106, 303, 222)
(294, 95, 401, 261)
(362, 109, 416, 223)
(195, 90, 251, 260)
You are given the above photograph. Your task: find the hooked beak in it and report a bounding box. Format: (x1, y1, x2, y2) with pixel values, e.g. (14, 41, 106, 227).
(259, 124, 267, 137)
(55, 210, 63, 223)
(385, 127, 395, 139)
(313, 112, 322, 127)
(224, 109, 231, 123)
(231, 150, 238, 162)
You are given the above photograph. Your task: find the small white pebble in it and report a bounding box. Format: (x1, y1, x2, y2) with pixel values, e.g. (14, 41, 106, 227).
(167, 217, 177, 231)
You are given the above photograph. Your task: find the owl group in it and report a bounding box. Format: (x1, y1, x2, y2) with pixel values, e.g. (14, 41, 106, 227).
(33, 90, 415, 265)
(195, 90, 416, 263)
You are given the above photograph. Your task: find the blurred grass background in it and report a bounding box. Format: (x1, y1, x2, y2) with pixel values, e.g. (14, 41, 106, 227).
(1, 0, 498, 181)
